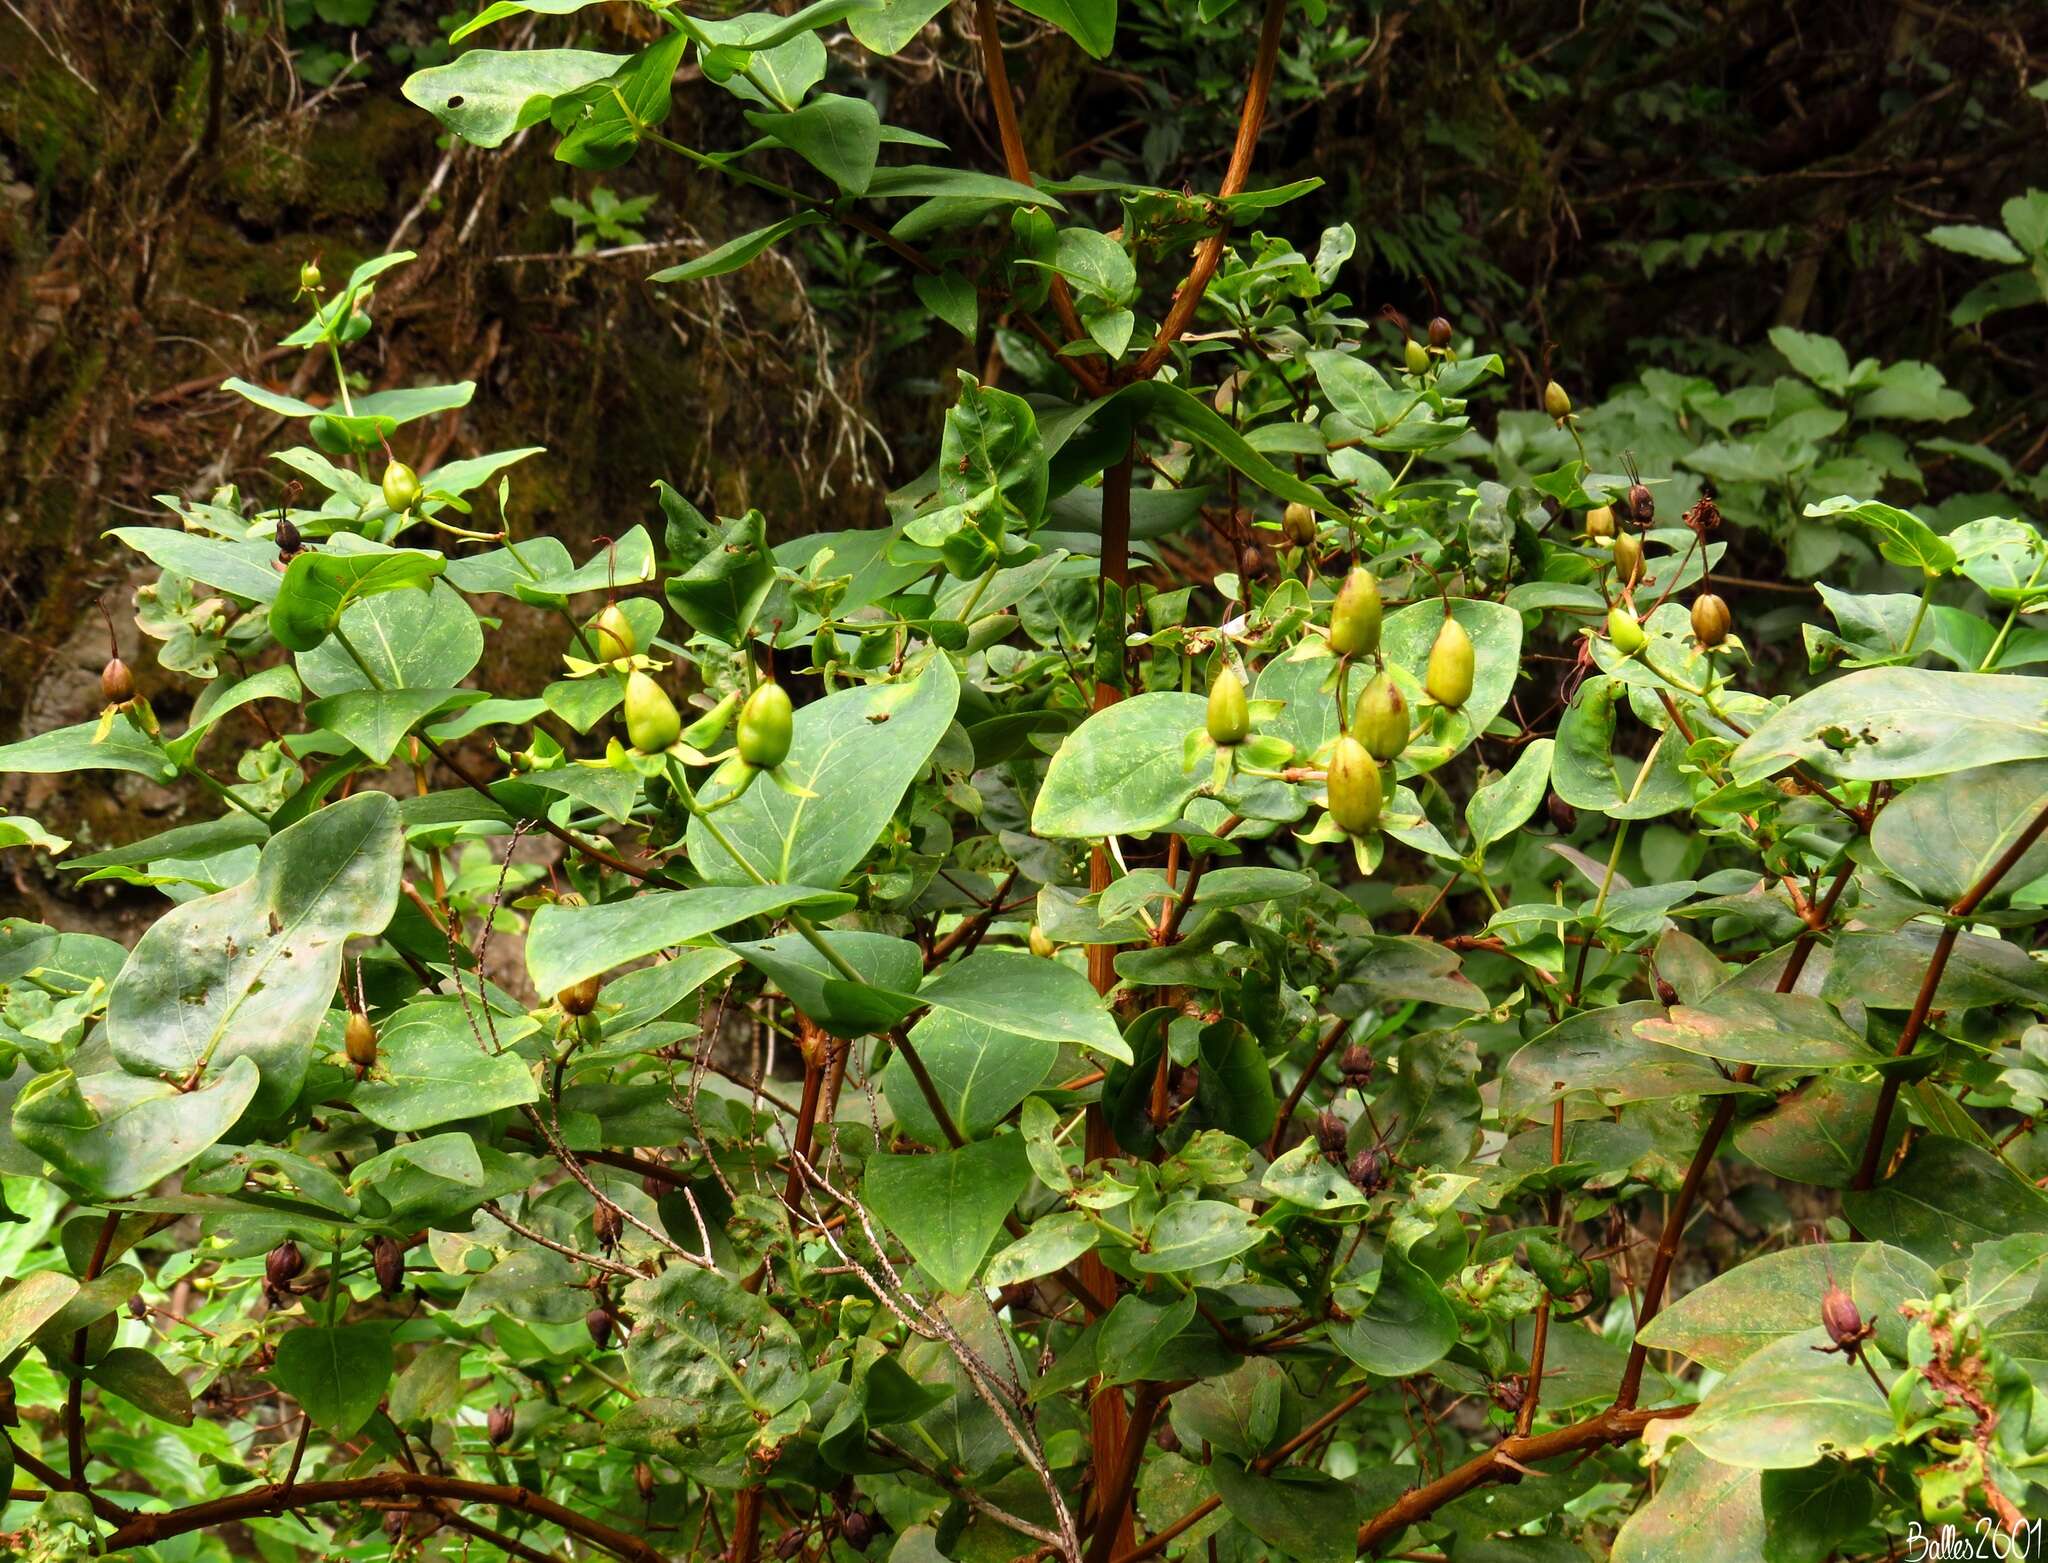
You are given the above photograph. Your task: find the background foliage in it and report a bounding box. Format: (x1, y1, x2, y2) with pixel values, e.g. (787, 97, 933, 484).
(0, 1, 2047, 1561)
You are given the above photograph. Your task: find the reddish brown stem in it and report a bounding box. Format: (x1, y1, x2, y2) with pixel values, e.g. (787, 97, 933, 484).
(971, 0, 1102, 396)
(68, 1212, 120, 1488)
(1353, 1406, 1690, 1554)
(1130, 0, 1289, 382)
(104, 1471, 665, 1561)
(1109, 1381, 1373, 1563)
(1614, 855, 1855, 1407)
(1264, 1015, 1351, 1159)
(1852, 795, 2048, 1190)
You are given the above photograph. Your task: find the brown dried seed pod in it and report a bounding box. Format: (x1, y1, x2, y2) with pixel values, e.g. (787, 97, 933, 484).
(559, 976, 602, 1016)
(1338, 1044, 1375, 1087)
(101, 657, 134, 705)
(370, 1235, 405, 1297)
(1314, 1109, 1349, 1159)
(488, 1403, 515, 1446)
(1821, 1285, 1864, 1351)
(585, 1304, 616, 1350)
(592, 1201, 623, 1252)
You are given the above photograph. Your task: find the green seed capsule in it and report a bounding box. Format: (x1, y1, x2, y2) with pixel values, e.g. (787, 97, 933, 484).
(590, 602, 636, 661)
(623, 671, 681, 752)
(1607, 605, 1648, 656)
(1584, 505, 1616, 540)
(299, 260, 322, 292)
(1282, 501, 1317, 549)
(1613, 532, 1644, 587)
(1425, 615, 1475, 709)
(1028, 925, 1055, 958)
(1350, 670, 1410, 762)
(1326, 736, 1384, 836)
(1691, 591, 1731, 648)
(736, 680, 794, 770)
(1543, 382, 1572, 420)
(1206, 665, 1251, 745)
(381, 460, 421, 513)
(1329, 568, 1382, 657)
(1404, 337, 1431, 376)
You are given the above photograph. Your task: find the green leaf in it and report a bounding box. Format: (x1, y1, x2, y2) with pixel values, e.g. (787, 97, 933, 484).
(1132, 1199, 1261, 1273)
(1802, 496, 1955, 575)
(984, 1211, 1099, 1289)
(296, 581, 483, 696)
(269, 549, 447, 653)
(863, 1136, 1031, 1293)
(1632, 989, 1868, 1069)
(663, 508, 776, 645)
(404, 48, 628, 147)
(89, 1346, 194, 1426)
(864, 165, 1063, 209)
(649, 213, 826, 282)
(918, 949, 1131, 1064)
(1553, 677, 1692, 820)
(1010, 0, 1116, 56)
(1208, 1458, 1356, 1563)
(306, 687, 483, 764)
(555, 30, 688, 169)
(13, 1058, 261, 1198)
(271, 1323, 395, 1437)
(1842, 1135, 2048, 1265)
(526, 883, 855, 996)
(1467, 738, 1553, 847)
(310, 383, 476, 455)
(848, 0, 948, 53)
(1502, 1002, 1755, 1122)
(1034, 692, 1206, 838)
(1760, 1464, 1878, 1563)
(1729, 667, 2048, 785)
(728, 931, 925, 1036)
(624, 1265, 809, 1422)
(1169, 1358, 1283, 1459)
(1330, 1250, 1457, 1375)
(1677, 1330, 1894, 1469)
(106, 792, 404, 1116)
(1925, 223, 2025, 264)
(1870, 758, 2048, 906)
(0, 1271, 81, 1359)
(349, 999, 540, 1132)
(1636, 1244, 1880, 1371)
(744, 93, 881, 194)
(450, 0, 615, 45)
(881, 1010, 1056, 1148)
(0, 714, 175, 783)
(685, 654, 959, 886)
(1611, 1445, 1763, 1563)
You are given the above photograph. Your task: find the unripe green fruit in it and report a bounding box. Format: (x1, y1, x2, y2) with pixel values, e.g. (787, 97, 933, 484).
(1543, 381, 1572, 419)
(1282, 501, 1316, 549)
(381, 460, 421, 512)
(1691, 591, 1732, 648)
(1326, 736, 1383, 836)
(299, 260, 322, 292)
(1608, 605, 1648, 656)
(1329, 568, 1382, 657)
(345, 1011, 378, 1069)
(1350, 670, 1410, 762)
(1613, 532, 1644, 587)
(1403, 337, 1431, 376)
(591, 602, 636, 661)
(624, 671, 681, 752)
(1425, 615, 1475, 708)
(737, 680, 794, 770)
(1585, 505, 1616, 540)
(1206, 665, 1251, 745)
(1028, 925, 1055, 959)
